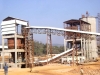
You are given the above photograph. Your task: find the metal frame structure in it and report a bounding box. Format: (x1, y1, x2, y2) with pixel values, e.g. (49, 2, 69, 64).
(26, 26, 100, 62)
(63, 19, 91, 63)
(22, 27, 34, 69)
(1, 16, 100, 68)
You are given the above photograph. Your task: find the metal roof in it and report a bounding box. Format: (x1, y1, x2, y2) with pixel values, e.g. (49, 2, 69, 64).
(63, 19, 90, 25)
(3, 16, 27, 22)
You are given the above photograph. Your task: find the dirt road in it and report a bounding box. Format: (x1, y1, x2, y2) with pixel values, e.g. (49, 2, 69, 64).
(0, 62, 100, 75)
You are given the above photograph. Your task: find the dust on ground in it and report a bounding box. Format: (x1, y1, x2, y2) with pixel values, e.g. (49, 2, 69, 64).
(0, 62, 100, 75)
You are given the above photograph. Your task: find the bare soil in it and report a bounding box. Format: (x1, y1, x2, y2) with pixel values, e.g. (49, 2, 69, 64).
(0, 61, 100, 75)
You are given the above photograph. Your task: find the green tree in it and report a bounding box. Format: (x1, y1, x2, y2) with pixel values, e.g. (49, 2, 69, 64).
(33, 40, 64, 56)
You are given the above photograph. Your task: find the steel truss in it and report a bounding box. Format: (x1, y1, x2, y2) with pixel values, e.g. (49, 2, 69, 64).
(23, 27, 97, 66)
(22, 26, 29, 67)
(22, 27, 34, 69)
(28, 29, 34, 71)
(29, 28, 64, 36)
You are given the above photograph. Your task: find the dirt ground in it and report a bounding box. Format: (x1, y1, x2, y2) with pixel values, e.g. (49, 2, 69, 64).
(0, 62, 100, 75)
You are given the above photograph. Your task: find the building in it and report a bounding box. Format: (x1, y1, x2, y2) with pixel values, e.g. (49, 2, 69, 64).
(63, 14, 98, 63)
(1, 17, 28, 68)
(0, 14, 99, 68)
(81, 16, 98, 59)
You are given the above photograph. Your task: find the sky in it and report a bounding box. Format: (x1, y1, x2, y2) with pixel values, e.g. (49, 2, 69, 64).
(0, 0, 100, 44)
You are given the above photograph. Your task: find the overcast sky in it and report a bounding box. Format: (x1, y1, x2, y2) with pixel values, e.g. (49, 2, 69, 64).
(0, 0, 100, 44)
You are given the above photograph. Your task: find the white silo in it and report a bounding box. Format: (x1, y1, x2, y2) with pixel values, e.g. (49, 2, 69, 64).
(82, 16, 98, 60)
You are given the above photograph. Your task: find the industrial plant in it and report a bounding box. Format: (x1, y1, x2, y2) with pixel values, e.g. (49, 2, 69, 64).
(0, 12, 100, 70)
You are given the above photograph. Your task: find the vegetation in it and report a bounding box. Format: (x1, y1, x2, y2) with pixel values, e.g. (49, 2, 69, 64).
(34, 40, 64, 56)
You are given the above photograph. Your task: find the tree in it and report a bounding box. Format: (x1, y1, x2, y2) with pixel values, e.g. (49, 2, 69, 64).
(33, 40, 64, 56)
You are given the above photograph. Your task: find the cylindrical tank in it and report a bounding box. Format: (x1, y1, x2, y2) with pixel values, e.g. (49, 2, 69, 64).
(8, 38, 24, 49)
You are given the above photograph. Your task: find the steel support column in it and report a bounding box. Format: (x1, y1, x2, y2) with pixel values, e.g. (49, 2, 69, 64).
(23, 27, 29, 68)
(72, 33, 77, 66)
(81, 35, 83, 63)
(25, 36, 28, 67)
(46, 30, 52, 64)
(64, 31, 67, 51)
(23, 27, 34, 71)
(28, 29, 34, 72)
